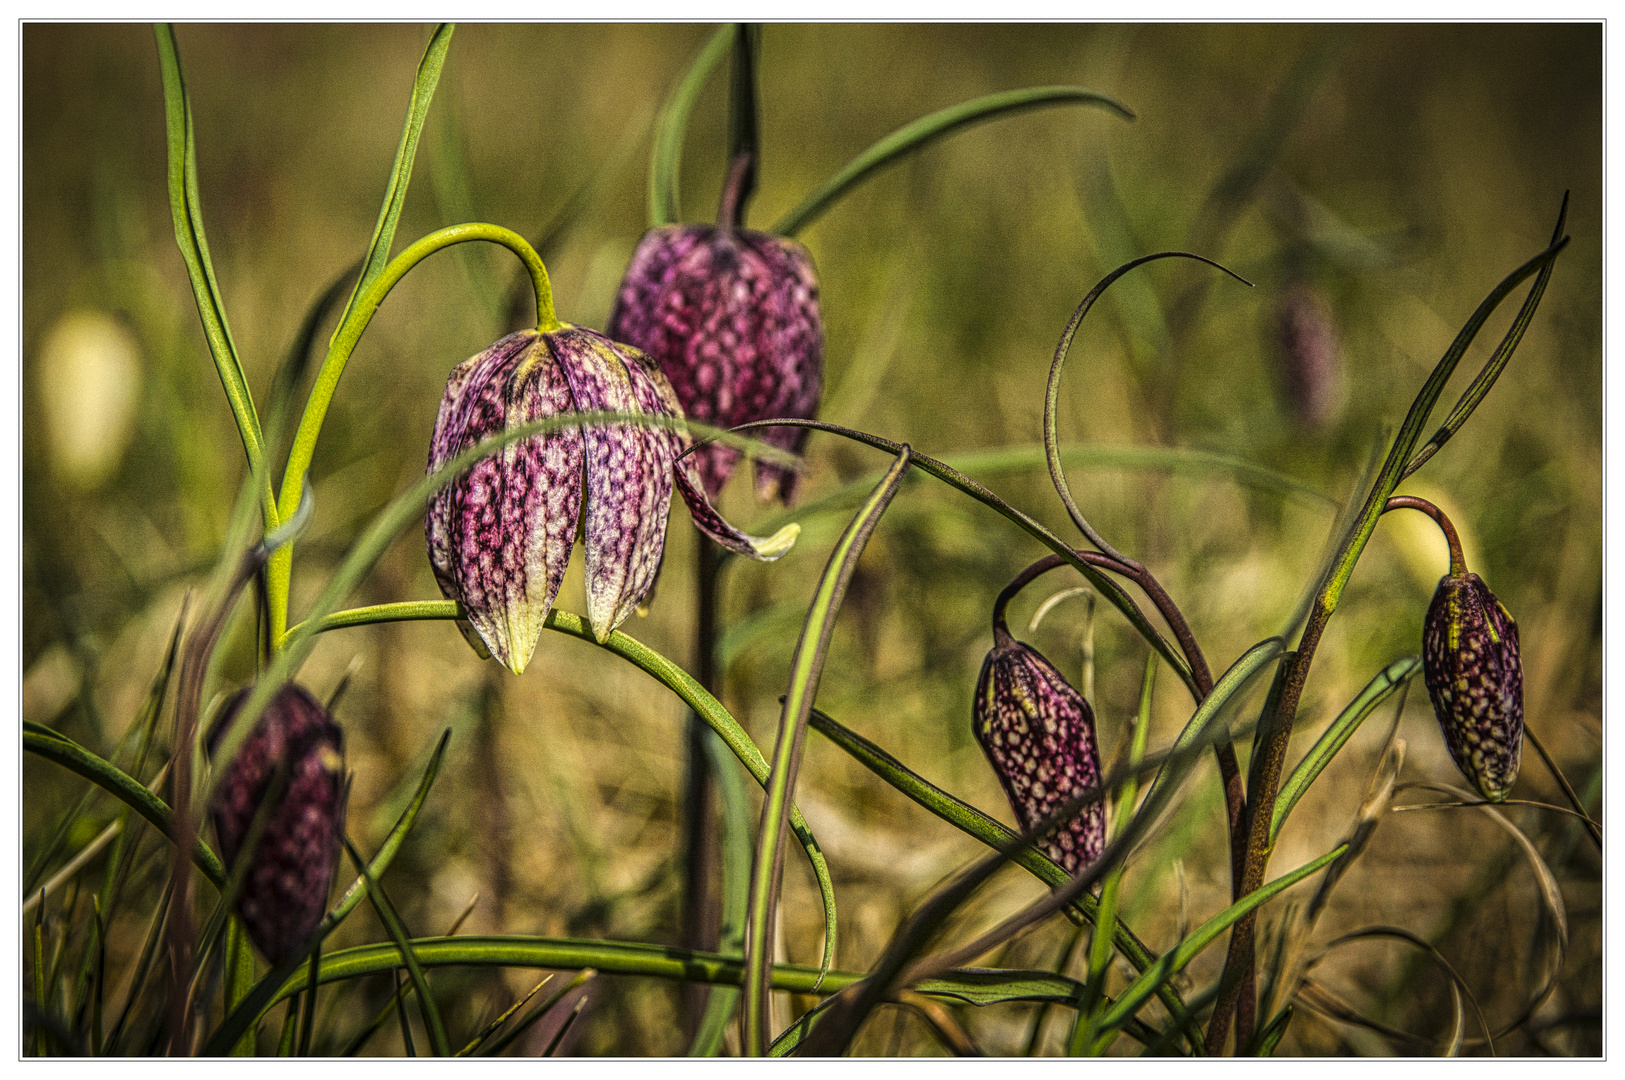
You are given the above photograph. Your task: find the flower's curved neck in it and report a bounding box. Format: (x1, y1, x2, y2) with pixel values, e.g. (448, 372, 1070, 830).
(1383, 495, 1467, 577)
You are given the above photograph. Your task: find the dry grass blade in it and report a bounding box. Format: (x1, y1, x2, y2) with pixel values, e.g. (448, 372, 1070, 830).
(454, 974, 553, 1056)
(1307, 738, 1406, 923)
(1391, 799, 1599, 827)
(1301, 926, 1490, 1055)
(1262, 734, 1405, 1029)
(22, 819, 123, 919)
(895, 992, 981, 1056)
(542, 996, 588, 1056)
(1297, 977, 1430, 1051)
(1522, 723, 1602, 848)
(1390, 781, 1568, 1038)
(479, 970, 596, 1058)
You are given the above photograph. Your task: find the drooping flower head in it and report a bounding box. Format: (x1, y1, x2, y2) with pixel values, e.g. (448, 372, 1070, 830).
(426, 324, 796, 674)
(1422, 571, 1524, 802)
(973, 624, 1105, 873)
(209, 682, 346, 964)
(608, 223, 823, 504)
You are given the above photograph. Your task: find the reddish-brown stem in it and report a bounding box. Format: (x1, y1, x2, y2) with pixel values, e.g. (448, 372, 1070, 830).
(717, 152, 753, 233)
(1383, 495, 1467, 576)
(992, 548, 1252, 1034)
(1205, 616, 1326, 1053)
(1208, 497, 1469, 1051)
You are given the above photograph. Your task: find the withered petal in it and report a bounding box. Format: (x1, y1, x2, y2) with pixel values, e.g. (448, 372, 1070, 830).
(674, 458, 799, 563)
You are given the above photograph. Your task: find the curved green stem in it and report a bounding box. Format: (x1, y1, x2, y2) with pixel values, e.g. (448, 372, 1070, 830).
(266, 222, 557, 641)
(1044, 252, 1249, 563)
(772, 86, 1134, 238)
(650, 25, 734, 227)
(724, 417, 1200, 700)
(154, 25, 276, 532)
(280, 600, 461, 648)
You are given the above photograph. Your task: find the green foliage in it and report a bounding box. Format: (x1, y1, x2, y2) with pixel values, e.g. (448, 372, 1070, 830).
(21, 23, 1599, 1059)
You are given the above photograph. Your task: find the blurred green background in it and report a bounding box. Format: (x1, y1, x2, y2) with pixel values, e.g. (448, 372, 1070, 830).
(23, 23, 1600, 1056)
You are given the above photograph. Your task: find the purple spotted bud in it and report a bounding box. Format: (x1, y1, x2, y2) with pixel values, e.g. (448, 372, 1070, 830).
(607, 225, 823, 504)
(209, 683, 345, 964)
(426, 325, 798, 672)
(973, 627, 1104, 873)
(1422, 572, 1524, 802)
(1273, 281, 1342, 430)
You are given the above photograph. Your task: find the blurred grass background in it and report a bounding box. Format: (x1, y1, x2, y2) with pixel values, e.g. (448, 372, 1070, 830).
(22, 23, 1599, 1056)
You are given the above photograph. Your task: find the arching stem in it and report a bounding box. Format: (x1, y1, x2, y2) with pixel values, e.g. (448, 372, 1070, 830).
(1383, 495, 1467, 576)
(266, 223, 557, 643)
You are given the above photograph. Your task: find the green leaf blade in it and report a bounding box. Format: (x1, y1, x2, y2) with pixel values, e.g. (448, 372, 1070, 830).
(773, 86, 1134, 238)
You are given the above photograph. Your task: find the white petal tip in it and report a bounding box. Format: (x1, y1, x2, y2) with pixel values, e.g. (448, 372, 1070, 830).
(751, 522, 800, 561)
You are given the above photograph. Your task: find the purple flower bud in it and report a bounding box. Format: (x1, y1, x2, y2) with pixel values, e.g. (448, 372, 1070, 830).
(209, 683, 346, 964)
(1422, 572, 1524, 802)
(426, 325, 797, 672)
(608, 225, 823, 504)
(1273, 281, 1342, 430)
(973, 628, 1104, 873)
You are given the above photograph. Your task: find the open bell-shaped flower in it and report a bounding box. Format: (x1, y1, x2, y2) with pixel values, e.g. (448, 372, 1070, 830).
(1422, 571, 1523, 802)
(973, 625, 1104, 873)
(209, 683, 346, 964)
(426, 324, 797, 674)
(607, 222, 823, 504)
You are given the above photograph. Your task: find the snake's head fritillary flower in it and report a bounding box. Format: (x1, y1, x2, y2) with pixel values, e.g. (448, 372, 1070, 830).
(973, 625, 1104, 873)
(607, 224, 823, 504)
(426, 325, 797, 673)
(209, 683, 346, 964)
(1422, 571, 1524, 802)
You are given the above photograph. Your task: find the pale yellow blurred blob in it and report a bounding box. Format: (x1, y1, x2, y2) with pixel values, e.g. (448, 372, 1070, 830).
(1386, 479, 1481, 589)
(36, 310, 142, 490)
(22, 643, 80, 726)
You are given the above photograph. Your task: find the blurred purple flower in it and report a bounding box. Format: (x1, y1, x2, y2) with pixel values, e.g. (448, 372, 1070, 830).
(1273, 280, 1342, 430)
(209, 683, 345, 964)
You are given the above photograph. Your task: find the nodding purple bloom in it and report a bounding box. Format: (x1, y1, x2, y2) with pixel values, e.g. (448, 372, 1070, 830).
(209, 683, 345, 964)
(1422, 572, 1524, 802)
(608, 224, 823, 504)
(426, 325, 797, 673)
(973, 627, 1104, 873)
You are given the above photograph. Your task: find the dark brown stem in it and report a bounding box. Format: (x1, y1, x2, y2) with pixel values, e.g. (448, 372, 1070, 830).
(1383, 495, 1467, 576)
(680, 540, 722, 1035)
